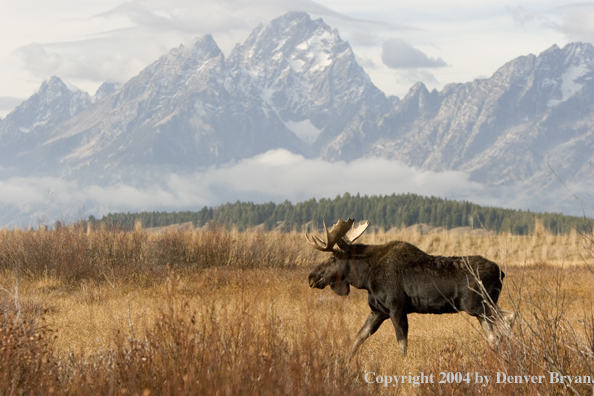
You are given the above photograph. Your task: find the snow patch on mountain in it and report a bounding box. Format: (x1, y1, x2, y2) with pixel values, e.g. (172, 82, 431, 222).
(547, 63, 590, 107)
(285, 119, 321, 144)
(294, 29, 334, 72)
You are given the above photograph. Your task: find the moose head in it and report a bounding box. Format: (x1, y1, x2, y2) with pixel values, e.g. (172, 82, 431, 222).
(306, 218, 369, 296)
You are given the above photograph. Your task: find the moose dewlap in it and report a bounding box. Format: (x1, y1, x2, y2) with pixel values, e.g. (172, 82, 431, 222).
(306, 218, 515, 357)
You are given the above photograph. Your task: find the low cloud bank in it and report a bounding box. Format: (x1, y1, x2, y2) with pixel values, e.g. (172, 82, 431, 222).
(0, 150, 590, 227)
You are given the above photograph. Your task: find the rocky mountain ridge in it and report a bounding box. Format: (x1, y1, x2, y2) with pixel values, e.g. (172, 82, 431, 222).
(0, 12, 390, 181)
(366, 42, 594, 194)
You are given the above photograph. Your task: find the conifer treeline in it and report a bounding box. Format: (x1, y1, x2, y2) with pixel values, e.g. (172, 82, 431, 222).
(89, 193, 594, 235)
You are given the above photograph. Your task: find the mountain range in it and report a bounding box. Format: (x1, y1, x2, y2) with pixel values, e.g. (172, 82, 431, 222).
(1, 11, 593, 225)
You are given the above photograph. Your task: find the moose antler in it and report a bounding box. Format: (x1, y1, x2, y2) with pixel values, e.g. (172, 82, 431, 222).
(305, 218, 369, 252)
(306, 219, 354, 251)
(344, 220, 370, 244)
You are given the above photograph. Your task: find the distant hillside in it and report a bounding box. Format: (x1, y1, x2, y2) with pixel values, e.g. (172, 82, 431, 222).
(90, 193, 594, 235)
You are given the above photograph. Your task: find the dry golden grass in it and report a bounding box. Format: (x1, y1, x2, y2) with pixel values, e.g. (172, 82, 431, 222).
(369, 225, 592, 265)
(1, 224, 594, 395)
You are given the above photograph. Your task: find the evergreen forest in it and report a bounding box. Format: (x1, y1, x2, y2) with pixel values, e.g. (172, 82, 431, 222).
(88, 193, 594, 235)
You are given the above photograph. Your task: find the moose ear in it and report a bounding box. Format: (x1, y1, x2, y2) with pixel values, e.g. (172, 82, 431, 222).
(331, 278, 350, 296)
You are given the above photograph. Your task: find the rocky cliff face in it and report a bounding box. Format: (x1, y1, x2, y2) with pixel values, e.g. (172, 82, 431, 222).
(226, 12, 390, 150)
(0, 77, 93, 176)
(1, 76, 92, 137)
(365, 42, 594, 192)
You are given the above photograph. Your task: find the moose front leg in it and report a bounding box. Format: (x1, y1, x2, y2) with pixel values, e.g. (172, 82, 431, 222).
(390, 311, 409, 357)
(349, 311, 388, 359)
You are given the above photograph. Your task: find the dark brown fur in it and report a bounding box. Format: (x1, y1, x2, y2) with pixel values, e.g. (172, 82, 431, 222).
(308, 240, 511, 357)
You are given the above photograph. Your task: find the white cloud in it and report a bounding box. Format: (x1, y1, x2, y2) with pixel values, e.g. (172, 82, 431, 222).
(1, 149, 590, 227)
(10, 0, 391, 92)
(381, 38, 447, 69)
(557, 5, 594, 43)
(14, 43, 144, 84)
(507, 6, 546, 27)
(0, 150, 485, 225)
(506, 3, 594, 43)
(350, 30, 380, 47)
(0, 97, 25, 117)
(0, 150, 584, 229)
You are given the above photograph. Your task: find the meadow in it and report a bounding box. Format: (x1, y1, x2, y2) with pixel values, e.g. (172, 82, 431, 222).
(1, 222, 594, 395)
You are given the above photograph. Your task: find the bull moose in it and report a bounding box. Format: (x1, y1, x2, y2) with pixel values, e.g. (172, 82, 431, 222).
(307, 219, 515, 357)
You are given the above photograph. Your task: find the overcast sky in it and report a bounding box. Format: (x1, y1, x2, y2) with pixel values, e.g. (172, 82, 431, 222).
(1, 0, 592, 117)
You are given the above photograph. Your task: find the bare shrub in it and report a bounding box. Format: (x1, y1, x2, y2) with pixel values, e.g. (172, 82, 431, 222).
(0, 224, 320, 284)
(1, 224, 594, 394)
(0, 303, 57, 395)
(416, 264, 594, 395)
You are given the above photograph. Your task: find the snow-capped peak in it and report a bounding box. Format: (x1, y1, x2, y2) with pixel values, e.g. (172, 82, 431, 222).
(0, 76, 91, 136)
(227, 11, 388, 145)
(541, 43, 594, 107)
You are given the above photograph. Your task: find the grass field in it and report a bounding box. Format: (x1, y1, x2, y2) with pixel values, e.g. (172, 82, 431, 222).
(1, 223, 594, 395)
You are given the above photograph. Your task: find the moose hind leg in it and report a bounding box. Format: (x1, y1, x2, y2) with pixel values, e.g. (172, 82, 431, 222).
(478, 316, 496, 345)
(500, 309, 516, 330)
(349, 311, 388, 359)
(390, 312, 409, 357)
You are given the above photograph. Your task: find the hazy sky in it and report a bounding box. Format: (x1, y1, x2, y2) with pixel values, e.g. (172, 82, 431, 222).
(1, 0, 592, 117)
